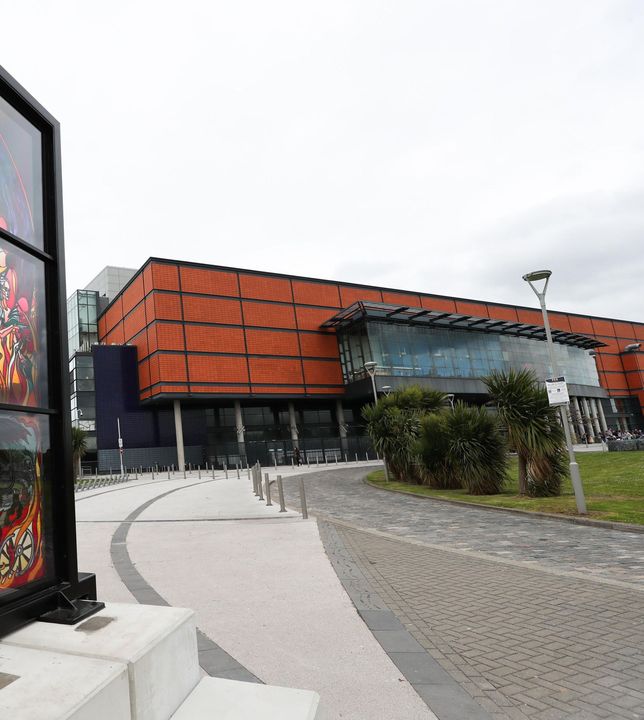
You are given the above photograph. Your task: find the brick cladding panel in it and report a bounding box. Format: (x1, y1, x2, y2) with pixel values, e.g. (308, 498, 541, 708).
(242, 302, 296, 329)
(291, 281, 341, 307)
(155, 323, 186, 351)
(303, 359, 343, 385)
(239, 274, 292, 302)
(190, 384, 251, 394)
(105, 323, 125, 345)
(339, 286, 382, 306)
(153, 292, 183, 321)
(183, 296, 242, 324)
(252, 386, 306, 394)
(516, 309, 543, 325)
(299, 333, 339, 358)
(420, 296, 457, 313)
(382, 291, 421, 306)
(143, 264, 154, 296)
(249, 358, 303, 385)
(129, 329, 149, 360)
(295, 307, 336, 331)
(568, 316, 594, 334)
(245, 329, 300, 356)
(123, 301, 146, 341)
(485, 304, 518, 322)
(180, 267, 239, 296)
(185, 325, 246, 354)
(151, 262, 179, 291)
(188, 355, 249, 384)
(104, 297, 123, 333)
(139, 359, 151, 390)
(158, 354, 188, 382)
(122, 274, 144, 315)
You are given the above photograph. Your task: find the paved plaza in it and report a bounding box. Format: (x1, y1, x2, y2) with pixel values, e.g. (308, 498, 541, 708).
(74, 464, 644, 719)
(280, 468, 644, 719)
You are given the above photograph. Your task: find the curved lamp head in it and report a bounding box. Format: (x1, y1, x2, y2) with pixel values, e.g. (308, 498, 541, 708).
(522, 269, 552, 282)
(363, 361, 377, 377)
(523, 269, 552, 300)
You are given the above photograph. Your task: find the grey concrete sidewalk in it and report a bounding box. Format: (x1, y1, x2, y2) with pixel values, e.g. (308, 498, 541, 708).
(75, 467, 436, 720)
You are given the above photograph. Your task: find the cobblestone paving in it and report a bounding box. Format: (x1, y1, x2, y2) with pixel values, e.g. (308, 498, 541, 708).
(278, 468, 644, 719)
(280, 467, 644, 587)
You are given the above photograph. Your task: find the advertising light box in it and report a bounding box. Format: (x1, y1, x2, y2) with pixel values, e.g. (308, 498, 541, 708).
(0, 64, 101, 636)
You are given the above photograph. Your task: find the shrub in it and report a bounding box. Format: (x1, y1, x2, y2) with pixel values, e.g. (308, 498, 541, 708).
(362, 385, 446, 482)
(417, 403, 507, 494)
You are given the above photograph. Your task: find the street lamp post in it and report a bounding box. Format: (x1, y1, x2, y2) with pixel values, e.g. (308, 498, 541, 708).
(523, 270, 587, 514)
(364, 362, 390, 482)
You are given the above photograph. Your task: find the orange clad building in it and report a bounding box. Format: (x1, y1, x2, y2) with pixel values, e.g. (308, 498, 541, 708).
(94, 257, 643, 470)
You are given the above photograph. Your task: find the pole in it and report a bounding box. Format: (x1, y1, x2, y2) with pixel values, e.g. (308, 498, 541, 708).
(530, 279, 587, 514)
(117, 417, 125, 477)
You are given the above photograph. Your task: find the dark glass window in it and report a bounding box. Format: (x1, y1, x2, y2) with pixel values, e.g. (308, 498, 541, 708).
(0, 412, 54, 598)
(0, 96, 44, 249)
(0, 243, 48, 407)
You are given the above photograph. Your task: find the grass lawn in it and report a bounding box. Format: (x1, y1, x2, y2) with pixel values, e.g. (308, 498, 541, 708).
(367, 451, 644, 525)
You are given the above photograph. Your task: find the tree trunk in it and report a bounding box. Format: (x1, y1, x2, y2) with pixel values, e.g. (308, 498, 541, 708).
(518, 453, 528, 495)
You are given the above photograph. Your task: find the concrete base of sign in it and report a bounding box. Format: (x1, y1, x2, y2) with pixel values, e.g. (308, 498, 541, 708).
(171, 677, 320, 719)
(3, 602, 199, 720)
(0, 643, 130, 720)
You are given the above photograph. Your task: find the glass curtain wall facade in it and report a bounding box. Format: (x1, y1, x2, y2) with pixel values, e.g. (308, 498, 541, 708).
(338, 321, 601, 387)
(67, 289, 99, 357)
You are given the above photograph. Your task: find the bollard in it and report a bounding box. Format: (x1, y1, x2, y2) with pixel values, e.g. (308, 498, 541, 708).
(344, 453, 348, 463)
(291, 457, 294, 468)
(247, 464, 251, 480)
(325, 454, 328, 465)
(212, 465, 215, 479)
(276, 475, 286, 512)
(355, 452, 358, 463)
(264, 473, 272, 506)
(298, 477, 308, 519)
(152, 468, 155, 480)
(252, 466, 258, 495)
(135, 467, 138, 479)
(365, 451, 369, 461)
(198, 466, 201, 479)
(167, 466, 170, 479)
(258, 472, 264, 501)
(236, 464, 240, 479)
(335, 452, 338, 464)
(316, 455, 319, 466)
(273, 454, 277, 469)
(183, 468, 187, 479)
(224, 463, 228, 479)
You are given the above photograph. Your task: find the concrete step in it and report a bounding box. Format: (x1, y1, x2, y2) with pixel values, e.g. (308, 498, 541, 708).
(170, 677, 319, 719)
(0, 643, 130, 720)
(3, 602, 200, 720)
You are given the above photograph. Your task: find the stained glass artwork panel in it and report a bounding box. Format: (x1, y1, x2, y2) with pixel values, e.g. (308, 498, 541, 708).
(0, 96, 43, 249)
(0, 412, 53, 597)
(0, 242, 48, 407)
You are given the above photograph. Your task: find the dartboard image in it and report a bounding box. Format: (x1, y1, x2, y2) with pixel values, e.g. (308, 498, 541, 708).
(0, 526, 34, 580)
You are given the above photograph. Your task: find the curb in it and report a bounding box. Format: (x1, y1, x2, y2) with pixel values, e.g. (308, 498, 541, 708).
(364, 478, 644, 534)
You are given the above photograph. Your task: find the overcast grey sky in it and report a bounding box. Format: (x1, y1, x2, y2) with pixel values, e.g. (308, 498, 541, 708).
(3, 1, 643, 321)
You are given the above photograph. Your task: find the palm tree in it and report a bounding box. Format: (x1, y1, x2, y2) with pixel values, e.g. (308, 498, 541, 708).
(71, 426, 87, 480)
(362, 385, 446, 482)
(483, 369, 565, 497)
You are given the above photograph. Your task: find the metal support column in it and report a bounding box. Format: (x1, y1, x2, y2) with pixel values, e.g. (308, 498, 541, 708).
(234, 400, 245, 464)
(173, 399, 185, 472)
(580, 397, 595, 442)
(336, 399, 349, 454)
